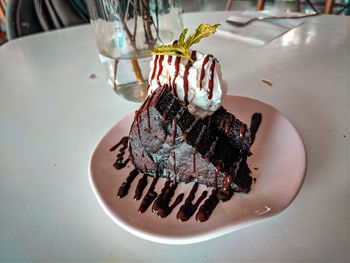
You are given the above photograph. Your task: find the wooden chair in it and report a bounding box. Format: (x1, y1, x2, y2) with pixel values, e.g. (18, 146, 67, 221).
(0, 0, 8, 45)
(0, 0, 7, 22)
(226, 0, 335, 14)
(4, 0, 88, 40)
(324, 0, 335, 14)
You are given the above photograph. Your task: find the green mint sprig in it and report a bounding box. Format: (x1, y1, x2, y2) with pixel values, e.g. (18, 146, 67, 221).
(150, 24, 220, 62)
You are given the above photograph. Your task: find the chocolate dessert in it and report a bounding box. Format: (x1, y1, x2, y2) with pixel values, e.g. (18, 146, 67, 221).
(110, 24, 262, 222)
(128, 84, 254, 193)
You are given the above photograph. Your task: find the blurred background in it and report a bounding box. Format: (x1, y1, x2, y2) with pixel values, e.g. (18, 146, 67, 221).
(1, 0, 349, 46)
(184, 0, 349, 13)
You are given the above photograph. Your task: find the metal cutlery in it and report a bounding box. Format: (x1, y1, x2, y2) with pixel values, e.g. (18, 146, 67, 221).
(226, 11, 320, 27)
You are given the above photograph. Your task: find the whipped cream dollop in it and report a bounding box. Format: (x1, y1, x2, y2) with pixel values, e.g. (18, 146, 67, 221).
(147, 50, 227, 118)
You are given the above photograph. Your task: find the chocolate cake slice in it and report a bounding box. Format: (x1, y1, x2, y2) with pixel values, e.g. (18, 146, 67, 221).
(128, 85, 254, 192)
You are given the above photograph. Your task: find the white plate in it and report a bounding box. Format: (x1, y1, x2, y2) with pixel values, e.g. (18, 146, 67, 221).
(89, 96, 306, 244)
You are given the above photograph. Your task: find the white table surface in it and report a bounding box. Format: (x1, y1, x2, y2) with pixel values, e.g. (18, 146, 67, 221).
(0, 11, 349, 262)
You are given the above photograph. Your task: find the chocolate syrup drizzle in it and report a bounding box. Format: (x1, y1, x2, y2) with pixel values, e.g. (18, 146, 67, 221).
(171, 118, 178, 145)
(151, 55, 159, 81)
(167, 55, 172, 65)
(139, 175, 159, 213)
(145, 92, 155, 130)
(110, 136, 128, 152)
(156, 55, 165, 86)
(250, 113, 262, 145)
(216, 187, 234, 203)
(134, 173, 148, 200)
(199, 55, 211, 91)
(219, 114, 232, 135)
(196, 189, 219, 222)
(110, 136, 130, 169)
(117, 169, 139, 198)
(152, 85, 167, 108)
(208, 59, 216, 100)
(193, 147, 197, 172)
(152, 180, 184, 218)
(177, 183, 208, 221)
(221, 172, 232, 191)
(183, 51, 197, 104)
(172, 57, 181, 97)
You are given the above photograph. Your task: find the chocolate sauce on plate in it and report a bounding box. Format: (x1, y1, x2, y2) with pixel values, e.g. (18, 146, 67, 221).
(177, 183, 208, 221)
(110, 136, 130, 170)
(196, 189, 219, 222)
(152, 180, 184, 218)
(117, 169, 139, 198)
(112, 108, 262, 222)
(139, 175, 159, 213)
(134, 173, 148, 200)
(250, 113, 262, 145)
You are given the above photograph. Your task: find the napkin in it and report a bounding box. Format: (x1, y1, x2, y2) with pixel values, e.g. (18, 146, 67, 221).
(217, 10, 306, 45)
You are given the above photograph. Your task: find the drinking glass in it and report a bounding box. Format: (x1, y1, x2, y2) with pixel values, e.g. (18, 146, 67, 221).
(85, 0, 183, 102)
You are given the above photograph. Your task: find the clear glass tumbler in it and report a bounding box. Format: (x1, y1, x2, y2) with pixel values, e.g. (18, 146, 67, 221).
(85, 0, 183, 102)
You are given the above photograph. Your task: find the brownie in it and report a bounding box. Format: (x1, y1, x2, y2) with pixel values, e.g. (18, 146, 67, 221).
(128, 85, 254, 191)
